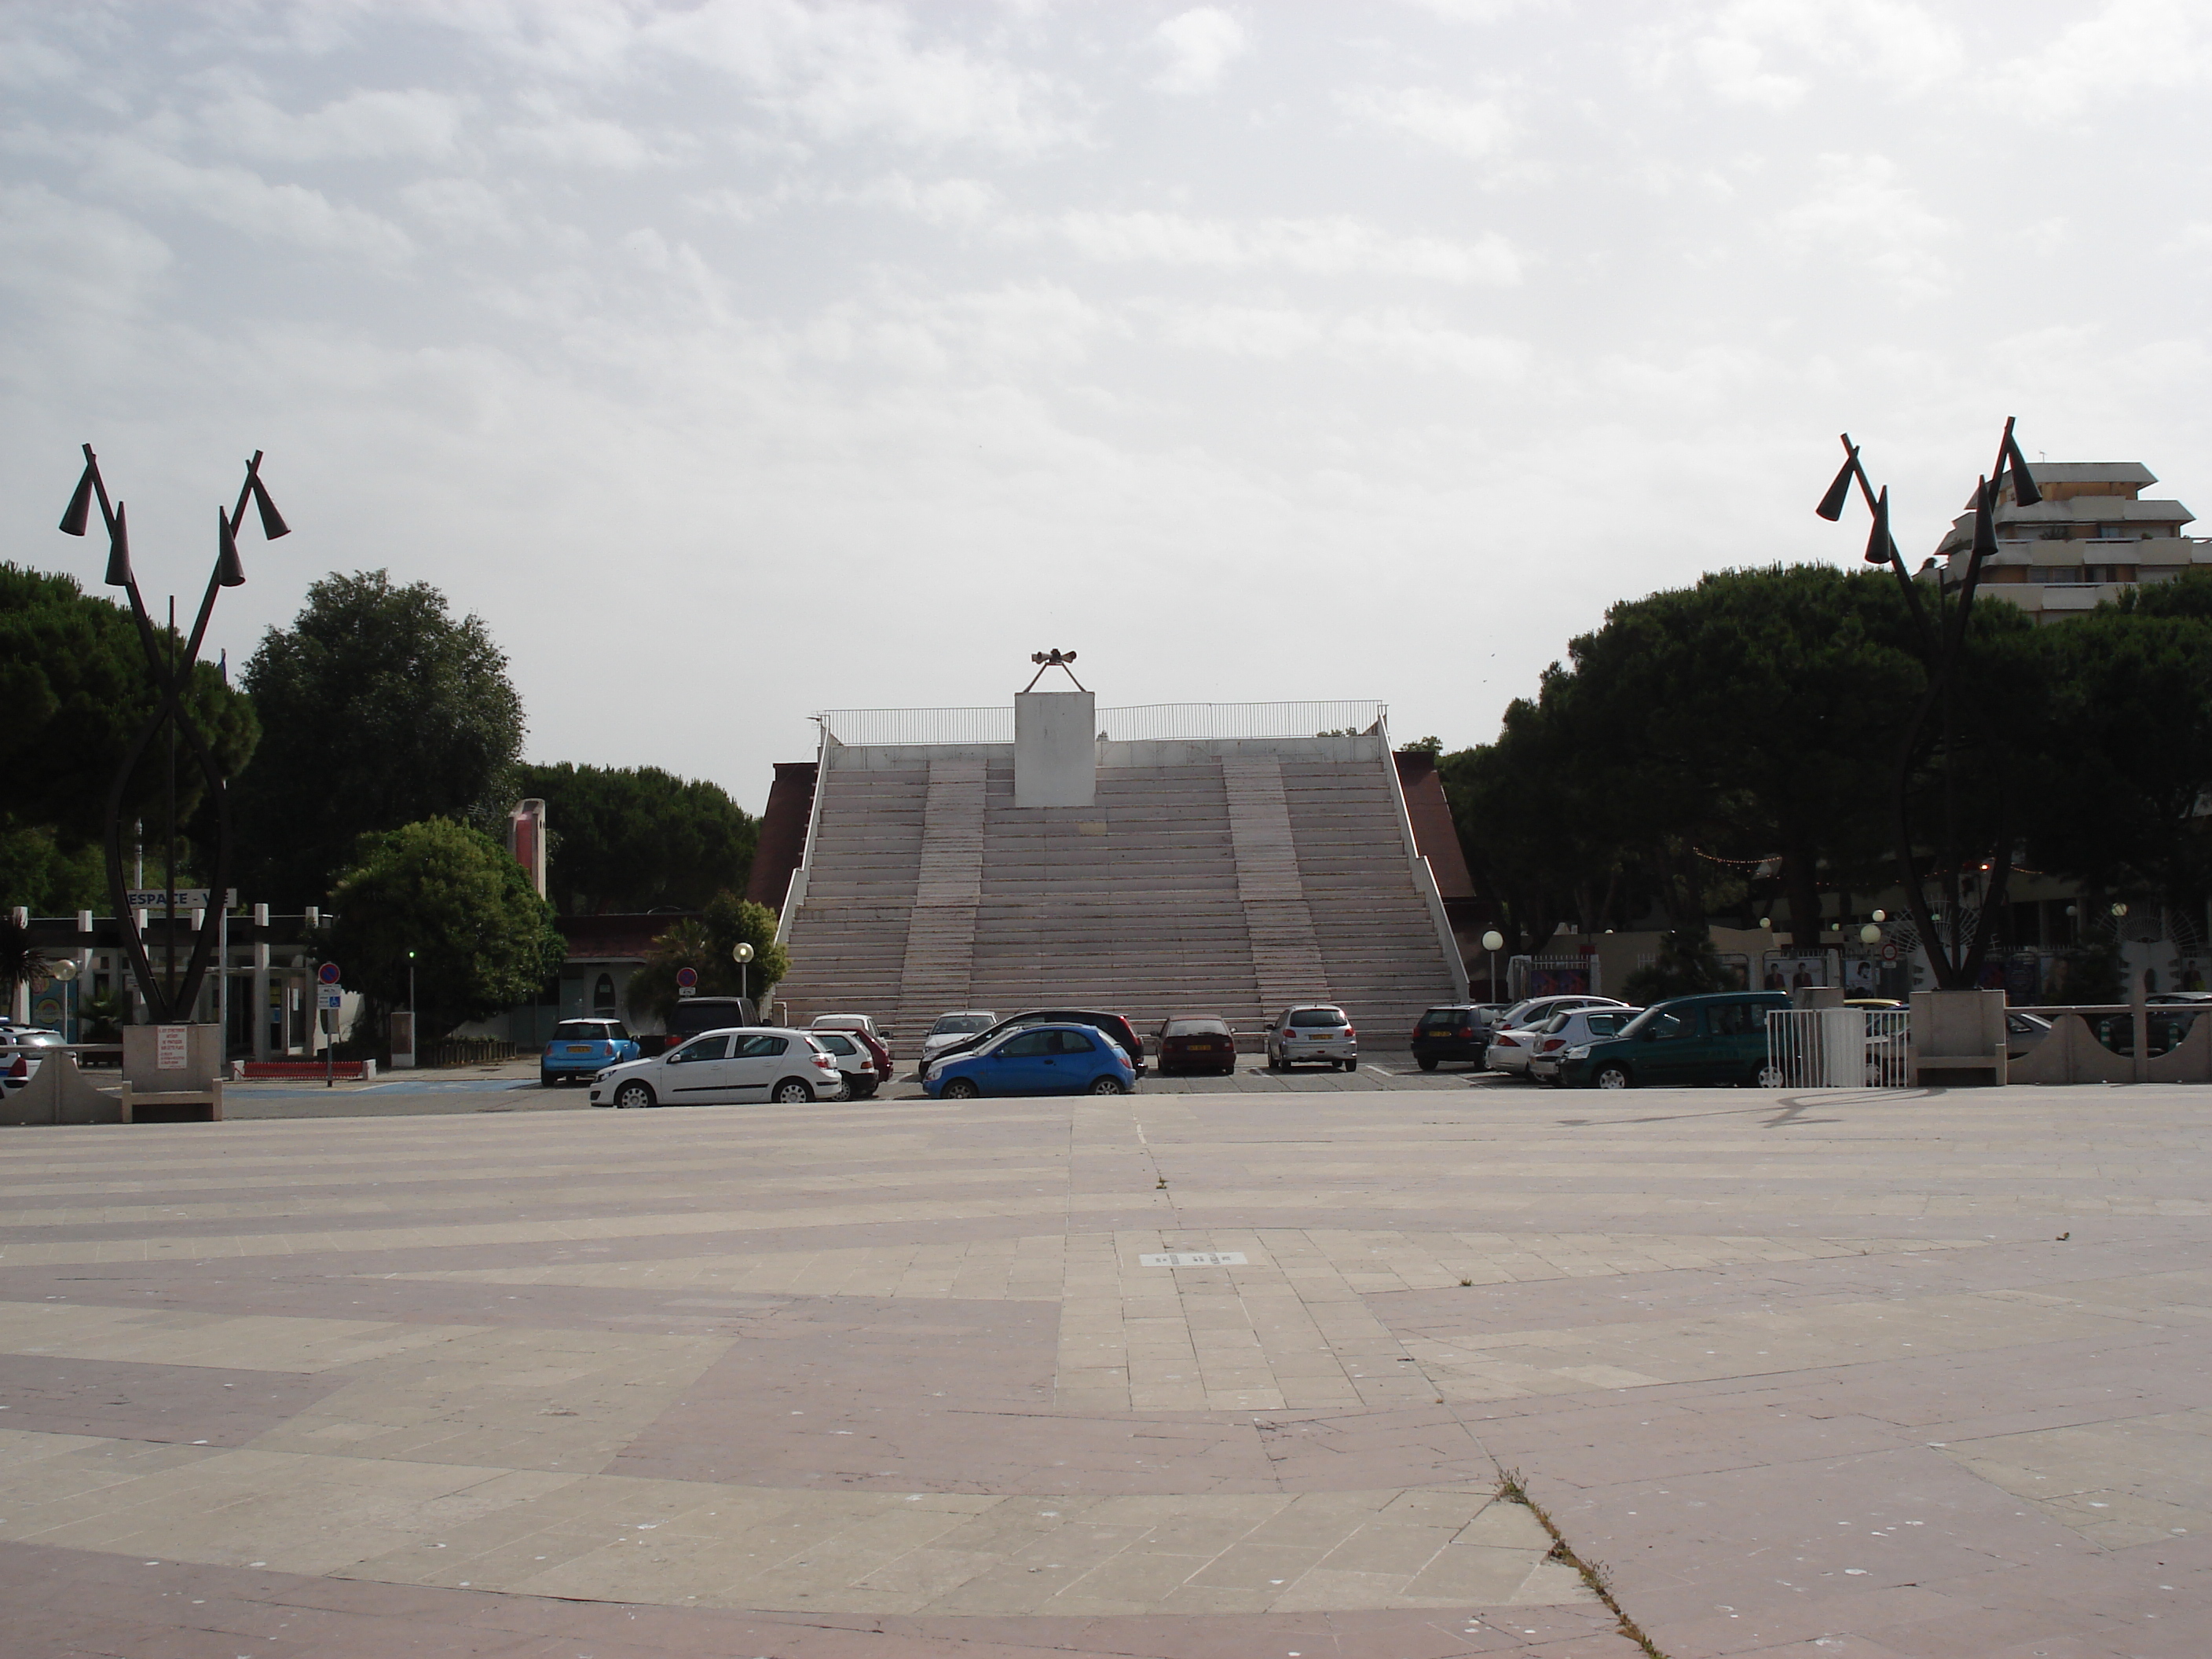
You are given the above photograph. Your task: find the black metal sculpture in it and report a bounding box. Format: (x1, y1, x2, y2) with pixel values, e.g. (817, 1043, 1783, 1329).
(58, 445, 288, 1024)
(1816, 419, 2039, 991)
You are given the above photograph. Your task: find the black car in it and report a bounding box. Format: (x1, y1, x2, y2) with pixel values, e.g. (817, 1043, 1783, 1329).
(1410, 1003, 1491, 1071)
(641, 995, 759, 1057)
(923, 1008, 1146, 1077)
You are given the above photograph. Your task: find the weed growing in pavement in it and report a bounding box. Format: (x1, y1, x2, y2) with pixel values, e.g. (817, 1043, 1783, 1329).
(1496, 1468, 1668, 1658)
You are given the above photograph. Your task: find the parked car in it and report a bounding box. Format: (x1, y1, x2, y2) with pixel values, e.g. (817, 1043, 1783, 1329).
(925, 1009, 1145, 1076)
(1526, 1007, 1635, 1085)
(2091, 1008, 2199, 1058)
(813, 1013, 889, 1045)
(2, 1027, 66, 1094)
(1476, 994, 1630, 1071)
(540, 1019, 639, 1087)
(1555, 992, 1792, 1090)
(808, 1028, 883, 1098)
(1266, 1005, 1357, 1072)
(1411, 1004, 1490, 1071)
(1155, 1014, 1237, 1075)
(918, 1010, 999, 1075)
(923, 1022, 1134, 1099)
(639, 996, 760, 1057)
(2005, 1010, 2053, 1060)
(588, 1027, 841, 1108)
(811, 1015, 893, 1087)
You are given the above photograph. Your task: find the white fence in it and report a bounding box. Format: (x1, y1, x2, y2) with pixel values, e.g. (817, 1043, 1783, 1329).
(815, 700, 1387, 747)
(1764, 1008, 1913, 1089)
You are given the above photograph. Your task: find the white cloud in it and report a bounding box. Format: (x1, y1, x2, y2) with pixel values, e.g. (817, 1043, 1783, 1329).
(82, 139, 414, 262)
(499, 93, 669, 169)
(206, 88, 467, 162)
(1340, 85, 1514, 160)
(637, 1, 1080, 153)
(1054, 211, 1522, 284)
(398, 177, 520, 244)
(0, 181, 171, 321)
(851, 174, 999, 229)
(1979, 0, 2212, 118)
(1774, 152, 1953, 300)
(1149, 301, 1528, 379)
(1151, 9, 1248, 94)
(1652, 1, 1965, 108)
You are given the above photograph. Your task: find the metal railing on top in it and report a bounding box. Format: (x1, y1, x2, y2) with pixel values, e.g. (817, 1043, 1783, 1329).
(816, 701, 1386, 748)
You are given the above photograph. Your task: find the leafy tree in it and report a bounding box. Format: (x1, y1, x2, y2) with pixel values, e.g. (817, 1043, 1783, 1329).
(235, 571, 524, 906)
(2023, 607, 2212, 914)
(627, 892, 789, 1023)
(515, 763, 757, 914)
(324, 818, 566, 1042)
(1564, 565, 1925, 941)
(1397, 735, 1443, 756)
(1621, 924, 1730, 1005)
(0, 564, 258, 913)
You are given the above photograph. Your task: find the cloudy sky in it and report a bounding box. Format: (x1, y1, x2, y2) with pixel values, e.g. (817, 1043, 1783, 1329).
(5, 1, 2209, 807)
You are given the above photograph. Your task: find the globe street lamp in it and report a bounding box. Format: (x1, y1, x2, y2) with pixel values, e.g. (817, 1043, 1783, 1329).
(1481, 930, 1503, 1005)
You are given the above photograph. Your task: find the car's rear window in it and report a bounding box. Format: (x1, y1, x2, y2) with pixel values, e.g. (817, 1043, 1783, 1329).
(1165, 1019, 1231, 1036)
(555, 1021, 628, 1042)
(1418, 1009, 1468, 1031)
(1290, 1009, 1347, 1027)
(816, 1032, 857, 1055)
(1586, 1014, 1624, 1037)
(930, 1014, 995, 1036)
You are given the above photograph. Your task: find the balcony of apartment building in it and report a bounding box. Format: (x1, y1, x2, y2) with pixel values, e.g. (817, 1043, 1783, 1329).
(1935, 459, 2206, 623)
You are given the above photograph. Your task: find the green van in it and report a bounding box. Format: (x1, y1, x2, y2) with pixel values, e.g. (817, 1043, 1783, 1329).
(1554, 991, 1792, 1090)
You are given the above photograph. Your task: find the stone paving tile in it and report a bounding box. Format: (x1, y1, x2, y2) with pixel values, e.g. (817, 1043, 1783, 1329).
(4, 1084, 2212, 1655)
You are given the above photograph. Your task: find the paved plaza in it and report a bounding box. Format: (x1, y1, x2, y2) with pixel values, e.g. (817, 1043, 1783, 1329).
(0, 1082, 2208, 1657)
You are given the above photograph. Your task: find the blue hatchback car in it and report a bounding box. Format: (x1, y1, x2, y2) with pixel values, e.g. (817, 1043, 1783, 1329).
(542, 1019, 640, 1087)
(923, 1022, 1134, 1099)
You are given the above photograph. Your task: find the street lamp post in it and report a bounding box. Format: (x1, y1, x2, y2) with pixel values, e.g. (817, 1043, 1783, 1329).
(57, 444, 288, 1025)
(1816, 420, 2039, 991)
(1480, 930, 1503, 1004)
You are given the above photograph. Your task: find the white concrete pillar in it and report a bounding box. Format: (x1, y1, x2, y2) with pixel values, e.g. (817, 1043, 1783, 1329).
(1014, 690, 1097, 808)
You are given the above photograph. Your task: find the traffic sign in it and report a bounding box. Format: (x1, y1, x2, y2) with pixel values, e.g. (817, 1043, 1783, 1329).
(317, 987, 343, 1010)
(1880, 943, 1899, 963)
(318, 962, 342, 985)
(676, 966, 698, 988)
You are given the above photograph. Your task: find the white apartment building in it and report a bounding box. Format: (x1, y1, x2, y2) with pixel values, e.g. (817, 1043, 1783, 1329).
(1937, 460, 2210, 622)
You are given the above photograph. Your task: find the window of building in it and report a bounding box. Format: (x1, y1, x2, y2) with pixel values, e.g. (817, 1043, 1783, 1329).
(593, 972, 616, 1016)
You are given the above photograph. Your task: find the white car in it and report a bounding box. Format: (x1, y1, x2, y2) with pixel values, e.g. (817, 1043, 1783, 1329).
(588, 1027, 843, 1108)
(812, 1013, 888, 1045)
(2, 1027, 66, 1094)
(1525, 1008, 1635, 1085)
(918, 1010, 998, 1074)
(809, 1027, 881, 1099)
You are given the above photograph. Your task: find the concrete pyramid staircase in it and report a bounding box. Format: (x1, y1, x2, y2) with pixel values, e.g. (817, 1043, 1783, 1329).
(777, 733, 1463, 1054)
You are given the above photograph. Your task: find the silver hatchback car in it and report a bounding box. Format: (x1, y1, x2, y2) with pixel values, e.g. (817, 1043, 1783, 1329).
(1266, 1005, 1358, 1072)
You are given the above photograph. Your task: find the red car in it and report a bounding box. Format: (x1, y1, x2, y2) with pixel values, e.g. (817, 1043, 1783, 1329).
(1155, 1015, 1237, 1076)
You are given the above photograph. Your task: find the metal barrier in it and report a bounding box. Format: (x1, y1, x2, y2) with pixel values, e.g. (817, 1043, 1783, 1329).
(1765, 1008, 1913, 1089)
(815, 701, 1387, 748)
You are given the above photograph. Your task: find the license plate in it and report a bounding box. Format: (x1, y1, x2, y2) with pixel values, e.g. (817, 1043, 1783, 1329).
(564, 1046, 594, 1054)
(1186, 1043, 1214, 1052)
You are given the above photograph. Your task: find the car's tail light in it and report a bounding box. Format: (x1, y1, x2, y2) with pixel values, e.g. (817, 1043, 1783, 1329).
(1459, 1024, 1474, 1038)
(1496, 1035, 1518, 1047)
(1540, 1038, 1563, 1053)
(1282, 1031, 1295, 1041)
(6, 1056, 24, 1079)
(1344, 1027, 1355, 1040)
